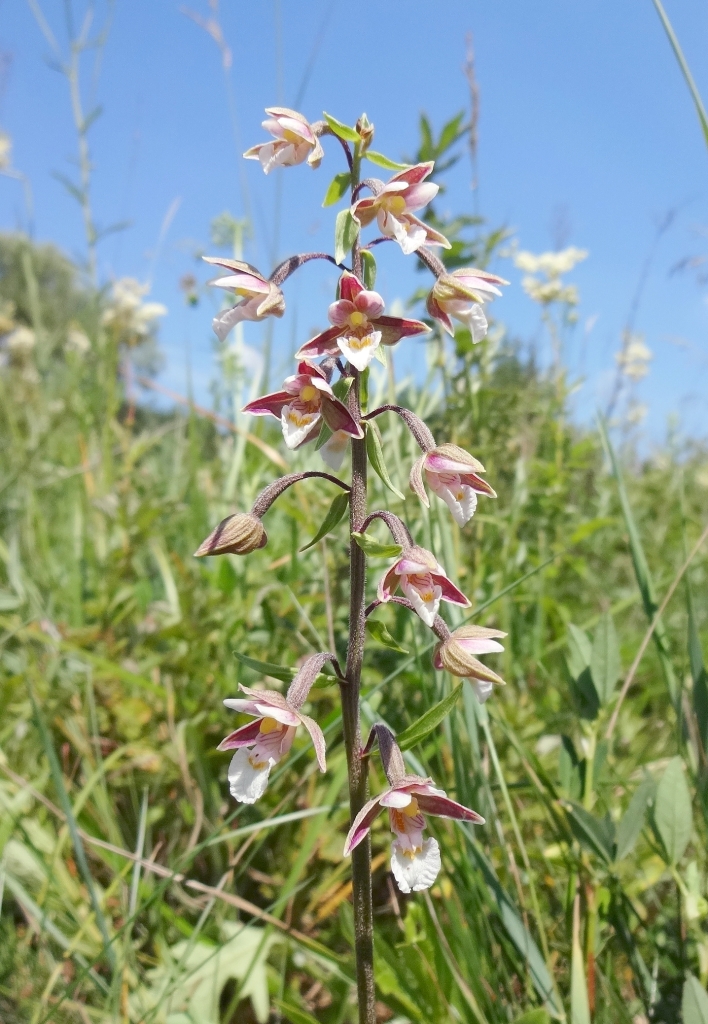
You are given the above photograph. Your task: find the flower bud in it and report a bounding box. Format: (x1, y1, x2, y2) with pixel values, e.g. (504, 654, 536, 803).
(194, 512, 267, 557)
(356, 113, 375, 152)
(433, 625, 506, 702)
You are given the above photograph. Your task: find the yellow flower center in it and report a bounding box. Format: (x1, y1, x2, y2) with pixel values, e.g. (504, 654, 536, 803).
(259, 716, 281, 735)
(403, 797, 419, 817)
(282, 129, 304, 144)
(385, 195, 407, 216)
(299, 385, 318, 403)
(349, 310, 367, 327)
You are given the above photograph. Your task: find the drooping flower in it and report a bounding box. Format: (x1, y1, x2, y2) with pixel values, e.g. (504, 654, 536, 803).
(243, 359, 363, 450)
(218, 653, 332, 804)
(344, 728, 483, 893)
(377, 545, 469, 627)
(409, 443, 496, 526)
(244, 107, 323, 174)
(433, 625, 506, 704)
(351, 163, 450, 255)
(295, 271, 429, 371)
(426, 268, 508, 342)
(204, 257, 285, 342)
(194, 512, 267, 557)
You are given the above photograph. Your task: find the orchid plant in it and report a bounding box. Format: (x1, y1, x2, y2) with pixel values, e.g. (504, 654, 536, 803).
(195, 107, 508, 1024)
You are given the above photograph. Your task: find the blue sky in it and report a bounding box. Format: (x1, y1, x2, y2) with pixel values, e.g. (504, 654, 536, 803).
(1, 0, 707, 444)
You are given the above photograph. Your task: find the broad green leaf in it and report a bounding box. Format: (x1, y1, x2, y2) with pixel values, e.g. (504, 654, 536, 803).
(300, 492, 349, 551)
(683, 975, 708, 1024)
(590, 612, 621, 704)
(322, 171, 351, 208)
(512, 1012, 550, 1024)
(322, 111, 360, 142)
(366, 617, 408, 654)
(234, 652, 298, 682)
(397, 685, 463, 751)
(654, 756, 693, 865)
(351, 532, 402, 559)
(615, 777, 654, 862)
(334, 208, 359, 265)
(566, 623, 591, 680)
(365, 420, 405, 500)
(315, 376, 353, 450)
(365, 150, 410, 171)
(361, 248, 376, 289)
(565, 801, 614, 863)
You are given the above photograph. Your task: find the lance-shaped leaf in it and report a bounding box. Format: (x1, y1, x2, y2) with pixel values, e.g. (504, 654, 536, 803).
(683, 976, 708, 1024)
(366, 618, 408, 655)
(334, 209, 359, 265)
(234, 652, 299, 683)
(361, 249, 376, 289)
(322, 171, 351, 207)
(654, 756, 693, 865)
(365, 150, 410, 171)
(352, 532, 402, 559)
(397, 685, 463, 751)
(614, 776, 655, 862)
(365, 420, 405, 500)
(590, 612, 621, 704)
(322, 111, 359, 142)
(300, 492, 350, 551)
(564, 801, 614, 863)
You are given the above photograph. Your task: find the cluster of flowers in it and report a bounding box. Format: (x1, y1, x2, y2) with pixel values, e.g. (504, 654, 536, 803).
(195, 107, 508, 894)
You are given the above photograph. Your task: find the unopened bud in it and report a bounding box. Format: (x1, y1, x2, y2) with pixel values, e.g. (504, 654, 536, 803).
(433, 625, 506, 686)
(194, 512, 267, 557)
(356, 113, 375, 152)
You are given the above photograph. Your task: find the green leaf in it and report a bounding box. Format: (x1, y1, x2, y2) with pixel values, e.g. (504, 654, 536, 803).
(512, 1012, 550, 1024)
(334, 208, 359, 265)
(315, 377, 353, 450)
(438, 111, 467, 154)
(615, 777, 654, 862)
(365, 150, 410, 171)
(566, 623, 591, 680)
(361, 248, 376, 289)
(590, 612, 621, 704)
(274, 999, 321, 1024)
(365, 420, 405, 500)
(300, 492, 349, 551)
(351, 532, 402, 559)
(654, 756, 693, 865)
(322, 171, 351, 208)
(571, 905, 591, 1024)
(234, 652, 298, 682)
(322, 111, 360, 142)
(683, 976, 708, 1024)
(565, 801, 614, 863)
(366, 617, 408, 654)
(398, 685, 463, 751)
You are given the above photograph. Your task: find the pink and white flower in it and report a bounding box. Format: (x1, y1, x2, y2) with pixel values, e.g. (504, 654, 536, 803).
(409, 443, 496, 527)
(351, 163, 450, 255)
(244, 107, 323, 174)
(218, 655, 330, 804)
(344, 734, 484, 893)
(377, 544, 470, 627)
(433, 624, 506, 704)
(296, 271, 429, 371)
(426, 268, 508, 343)
(243, 360, 363, 450)
(204, 257, 285, 342)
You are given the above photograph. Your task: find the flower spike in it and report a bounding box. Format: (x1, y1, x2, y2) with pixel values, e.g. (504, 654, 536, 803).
(427, 268, 508, 343)
(344, 726, 484, 893)
(296, 271, 429, 371)
(410, 443, 496, 527)
(244, 107, 324, 174)
(377, 544, 470, 627)
(243, 359, 363, 450)
(204, 257, 285, 341)
(219, 652, 336, 804)
(351, 163, 450, 256)
(433, 624, 507, 703)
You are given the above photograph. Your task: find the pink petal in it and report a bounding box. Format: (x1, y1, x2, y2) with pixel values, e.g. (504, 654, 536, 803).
(223, 699, 262, 715)
(425, 452, 484, 475)
(380, 789, 414, 808)
(343, 796, 384, 856)
(426, 293, 454, 336)
(354, 290, 385, 319)
(252, 703, 300, 727)
(375, 315, 430, 346)
(409, 454, 429, 507)
(458, 472, 497, 498)
(217, 719, 263, 751)
(243, 390, 291, 418)
(377, 564, 400, 602)
(415, 792, 485, 824)
(456, 636, 505, 655)
(210, 272, 270, 293)
(433, 573, 471, 607)
(339, 271, 364, 304)
(351, 196, 379, 227)
(295, 325, 344, 359)
(390, 162, 434, 186)
(396, 554, 434, 575)
(320, 396, 364, 438)
(328, 300, 357, 326)
(297, 712, 327, 772)
(296, 359, 328, 380)
(402, 182, 439, 211)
